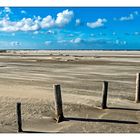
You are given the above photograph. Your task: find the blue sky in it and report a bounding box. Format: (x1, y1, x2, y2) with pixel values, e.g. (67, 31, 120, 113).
(0, 7, 140, 50)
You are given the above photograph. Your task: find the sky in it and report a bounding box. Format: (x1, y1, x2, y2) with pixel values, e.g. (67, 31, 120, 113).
(0, 7, 140, 50)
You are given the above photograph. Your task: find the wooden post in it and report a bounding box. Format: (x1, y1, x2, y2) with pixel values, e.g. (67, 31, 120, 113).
(54, 84, 64, 123)
(135, 73, 140, 103)
(16, 102, 22, 132)
(101, 81, 108, 109)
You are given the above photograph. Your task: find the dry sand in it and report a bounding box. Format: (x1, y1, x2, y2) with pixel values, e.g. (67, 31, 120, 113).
(0, 50, 140, 133)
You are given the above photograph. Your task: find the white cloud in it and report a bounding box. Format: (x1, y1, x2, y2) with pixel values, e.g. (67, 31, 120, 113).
(120, 14, 134, 21)
(134, 11, 139, 15)
(123, 41, 127, 45)
(52, 38, 116, 47)
(87, 18, 107, 29)
(33, 31, 39, 34)
(46, 30, 55, 35)
(57, 40, 67, 43)
(11, 41, 21, 47)
(56, 38, 84, 44)
(75, 19, 81, 26)
(70, 37, 83, 44)
(40, 15, 55, 28)
(55, 9, 74, 27)
(0, 7, 12, 21)
(0, 9, 74, 32)
(115, 40, 127, 45)
(115, 11, 139, 21)
(0, 17, 41, 32)
(21, 10, 27, 14)
(33, 16, 42, 20)
(4, 7, 11, 13)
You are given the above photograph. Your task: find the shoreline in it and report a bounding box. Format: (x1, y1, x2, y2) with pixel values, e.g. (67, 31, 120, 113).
(1, 49, 140, 51)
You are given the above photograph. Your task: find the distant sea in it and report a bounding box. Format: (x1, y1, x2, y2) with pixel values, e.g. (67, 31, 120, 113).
(0, 45, 140, 51)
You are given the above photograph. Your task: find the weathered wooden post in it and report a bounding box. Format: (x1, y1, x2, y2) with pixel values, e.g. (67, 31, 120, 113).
(101, 81, 108, 109)
(16, 102, 23, 132)
(135, 73, 140, 103)
(54, 84, 64, 123)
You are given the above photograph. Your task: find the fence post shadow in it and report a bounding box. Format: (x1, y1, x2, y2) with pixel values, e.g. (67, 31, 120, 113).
(64, 117, 138, 124)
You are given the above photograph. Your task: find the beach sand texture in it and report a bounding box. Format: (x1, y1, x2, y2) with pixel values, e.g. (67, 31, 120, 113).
(0, 50, 140, 133)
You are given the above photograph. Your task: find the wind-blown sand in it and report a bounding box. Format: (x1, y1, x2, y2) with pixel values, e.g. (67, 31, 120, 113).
(0, 50, 140, 133)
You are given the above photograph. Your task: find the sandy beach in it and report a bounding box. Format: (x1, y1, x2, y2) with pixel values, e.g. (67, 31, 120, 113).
(0, 50, 140, 133)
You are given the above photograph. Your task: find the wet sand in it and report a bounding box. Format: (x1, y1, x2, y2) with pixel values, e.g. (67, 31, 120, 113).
(0, 50, 140, 133)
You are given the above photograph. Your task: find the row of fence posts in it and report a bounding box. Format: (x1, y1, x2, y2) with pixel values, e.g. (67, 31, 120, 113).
(16, 73, 140, 132)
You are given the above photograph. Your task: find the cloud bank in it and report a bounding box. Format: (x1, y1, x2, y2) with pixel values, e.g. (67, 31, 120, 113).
(0, 8, 74, 32)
